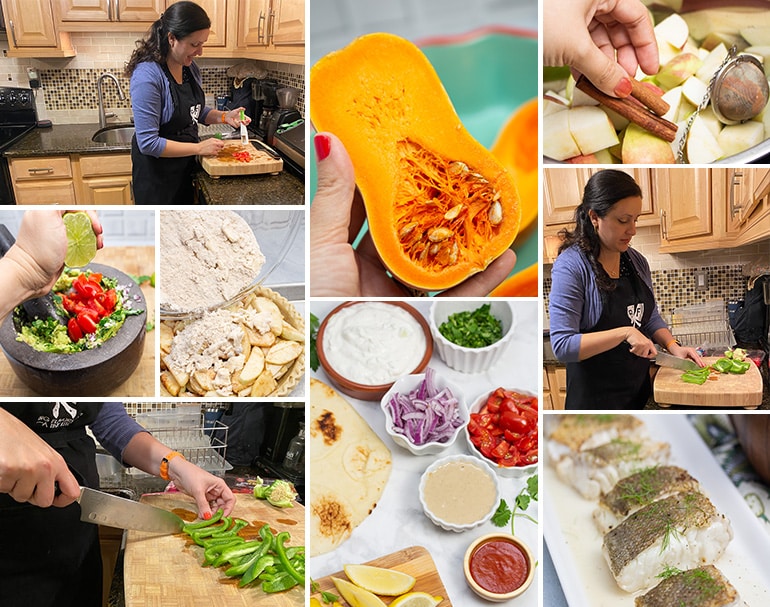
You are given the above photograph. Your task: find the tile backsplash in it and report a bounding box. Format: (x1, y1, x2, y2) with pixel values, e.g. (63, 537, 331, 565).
(543, 225, 770, 327)
(0, 32, 304, 125)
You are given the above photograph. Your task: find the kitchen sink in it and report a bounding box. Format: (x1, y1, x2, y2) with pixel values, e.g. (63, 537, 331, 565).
(92, 125, 135, 144)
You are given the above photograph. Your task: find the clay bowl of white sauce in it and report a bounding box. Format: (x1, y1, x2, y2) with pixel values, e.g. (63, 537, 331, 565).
(419, 453, 501, 532)
(316, 301, 433, 401)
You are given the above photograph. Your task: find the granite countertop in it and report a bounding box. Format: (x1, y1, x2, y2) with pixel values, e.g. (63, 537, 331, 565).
(3, 123, 305, 206)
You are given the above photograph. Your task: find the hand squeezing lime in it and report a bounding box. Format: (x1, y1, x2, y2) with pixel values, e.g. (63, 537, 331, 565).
(63, 211, 97, 268)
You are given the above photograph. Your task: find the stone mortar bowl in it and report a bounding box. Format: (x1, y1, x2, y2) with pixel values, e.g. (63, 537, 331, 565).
(0, 263, 146, 396)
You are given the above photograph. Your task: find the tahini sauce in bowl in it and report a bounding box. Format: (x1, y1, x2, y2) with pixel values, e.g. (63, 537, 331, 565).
(419, 454, 500, 532)
(317, 301, 433, 400)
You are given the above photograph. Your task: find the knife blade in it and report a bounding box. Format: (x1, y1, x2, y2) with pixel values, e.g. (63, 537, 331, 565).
(77, 487, 185, 534)
(654, 349, 700, 372)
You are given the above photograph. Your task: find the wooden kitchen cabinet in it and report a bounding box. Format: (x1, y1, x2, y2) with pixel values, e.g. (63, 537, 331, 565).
(544, 365, 566, 410)
(543, 368, 554, 410)
(56, 0, 162, 31)
(656, 167, 712, 245)
(166, 0, 229, 49)
(737, 168, 770, 245)
(3, 0, 75, 57)
(237, 0, 304, 63)
(9, 156, 76, 204)
(74, 154, 133, 204)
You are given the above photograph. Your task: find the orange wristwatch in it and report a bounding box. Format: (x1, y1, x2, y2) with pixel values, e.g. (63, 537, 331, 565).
(160, 451, 185, 480)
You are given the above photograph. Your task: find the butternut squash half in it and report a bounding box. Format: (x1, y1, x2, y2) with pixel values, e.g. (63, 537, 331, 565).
(310, 33, 521, 291)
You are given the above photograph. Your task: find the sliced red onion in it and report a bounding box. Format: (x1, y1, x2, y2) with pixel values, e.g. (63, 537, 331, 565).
(386, 368, 463, 446)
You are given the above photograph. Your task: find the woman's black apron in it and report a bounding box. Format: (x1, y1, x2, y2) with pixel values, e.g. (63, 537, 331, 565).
(131, 63, 205, 205)
(0, 403, 103, 607)
(565, 254, 655, 410)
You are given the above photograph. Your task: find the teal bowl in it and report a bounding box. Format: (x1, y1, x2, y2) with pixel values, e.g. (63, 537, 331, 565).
(309, 27, 538, 290)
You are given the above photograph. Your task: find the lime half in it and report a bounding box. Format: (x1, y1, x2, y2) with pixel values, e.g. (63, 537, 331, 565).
(63, 211, 97, 268)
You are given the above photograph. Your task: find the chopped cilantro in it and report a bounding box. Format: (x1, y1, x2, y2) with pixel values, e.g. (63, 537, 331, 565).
(310, 313, 320, 371)
(438, 303, 502, 348)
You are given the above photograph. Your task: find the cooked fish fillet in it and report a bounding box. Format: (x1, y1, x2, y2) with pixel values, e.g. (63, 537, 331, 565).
(547, 414, 648, 466)
(554, 438, 671, 500)
(594, 465, 701, 533)
(603, 491, 733, 593)
(635, 565, 741, 607)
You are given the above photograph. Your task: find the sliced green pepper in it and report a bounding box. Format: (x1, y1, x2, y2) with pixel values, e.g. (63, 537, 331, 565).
(211, 541, 262, 568)
(262, 571, 298, 593)
(182, 508, 223, 532)
(224, 527, 273, 577)
(729, 360, 751, 374)
(273, 531, 305, 586)
(712, 358, 733, 374)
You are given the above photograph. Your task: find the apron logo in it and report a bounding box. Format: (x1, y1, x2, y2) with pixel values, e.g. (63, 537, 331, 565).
(36, 402, 78, 429)
(627, 303, 644, 328)
(190, 103, 201, 124)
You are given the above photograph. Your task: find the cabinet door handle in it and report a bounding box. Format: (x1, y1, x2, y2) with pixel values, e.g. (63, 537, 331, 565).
(729, 169, 743, 219)
(268, 10, 275, 45)
(659, 209, 668, 241)
(9, 20, 17, 48)
(115, 0, 120, 21)
(258, 11, 265, 44)
(27, 167, 55, 175)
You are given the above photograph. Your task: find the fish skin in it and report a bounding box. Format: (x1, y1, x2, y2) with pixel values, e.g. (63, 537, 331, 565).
(601, 465, 701, 516)
(635, 565, 740, 607)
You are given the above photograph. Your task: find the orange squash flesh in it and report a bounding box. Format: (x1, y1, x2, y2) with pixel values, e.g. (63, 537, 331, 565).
(489, 262, 538, 297)
(310, 33, 521, 291)
(491, 98, 538, 233)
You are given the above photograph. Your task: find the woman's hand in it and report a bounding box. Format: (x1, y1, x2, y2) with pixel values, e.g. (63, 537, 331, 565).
(0, 409, 81, 508)
(197, 137, 225, 156)
(222, 107, 252, 128)
(624, 326, 658, 359)
(310, 132, 517, 297)
(543, 0, 659, 97)
(167, 458, 236, 519)
(669, 342, 706, 367)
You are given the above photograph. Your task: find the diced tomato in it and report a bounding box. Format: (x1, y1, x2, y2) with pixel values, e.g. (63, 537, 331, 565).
(87, 272, 102, 283)
(490, 440, 510, 460)
(499, 410, 530, 434)
(467, 417, 483, 436)
(67, 317, 83, 342)
(76, 311, 99, 334)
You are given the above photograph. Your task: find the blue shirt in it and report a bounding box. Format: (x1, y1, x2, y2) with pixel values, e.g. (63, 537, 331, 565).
(129, 61, 212, 157)
(90, 402, 147, 464)
(549, 245, 668, 363)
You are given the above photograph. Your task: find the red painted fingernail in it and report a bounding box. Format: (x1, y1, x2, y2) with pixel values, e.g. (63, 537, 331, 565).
(203, 511, 212, 520)
(614, 78, 633, 98)
(314, 134, 331, 160)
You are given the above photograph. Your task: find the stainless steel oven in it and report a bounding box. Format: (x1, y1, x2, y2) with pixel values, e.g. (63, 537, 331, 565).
(0, 87, 37, 204)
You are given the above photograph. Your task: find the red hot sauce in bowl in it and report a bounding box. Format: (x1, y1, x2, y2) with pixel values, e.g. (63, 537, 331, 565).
(469, 537, 529, 595)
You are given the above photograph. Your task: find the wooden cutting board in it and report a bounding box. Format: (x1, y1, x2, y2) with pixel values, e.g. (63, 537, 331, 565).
(124, 493, 304, 607)
(201, 142, 283, 176)
(654, 356, 763, 408)
(0, 245, 155, 397)
(312, 546, 452, 606)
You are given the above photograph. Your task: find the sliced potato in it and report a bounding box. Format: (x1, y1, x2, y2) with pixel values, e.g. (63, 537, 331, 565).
(160, 371, 182, 397)
(240, 347, 266, 384)
(250, 369, 277, 397)
(280, 321, 305, 343)
(266, 339, 303, 365)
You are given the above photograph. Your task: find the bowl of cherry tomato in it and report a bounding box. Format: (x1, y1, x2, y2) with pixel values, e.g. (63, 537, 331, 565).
(464, 387, 538, 478)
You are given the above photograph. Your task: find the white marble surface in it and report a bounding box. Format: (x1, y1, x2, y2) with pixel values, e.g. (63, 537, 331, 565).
(309, 299, 540, 606)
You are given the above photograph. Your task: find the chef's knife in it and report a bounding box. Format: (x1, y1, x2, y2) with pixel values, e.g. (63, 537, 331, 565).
(0, 224, 67, 326)
(654, 348, 700, 372)
(78, 486, 185, 534)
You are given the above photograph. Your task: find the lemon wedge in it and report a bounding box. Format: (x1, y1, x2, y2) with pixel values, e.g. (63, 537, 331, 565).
(332, 576, 387, 607)
(389, 592, 443, 607)
(63, 211, 97, 268)
(343, 564, 416, 596)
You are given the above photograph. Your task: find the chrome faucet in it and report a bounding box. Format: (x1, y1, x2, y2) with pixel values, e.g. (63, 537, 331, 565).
(97, 73, 126, 129)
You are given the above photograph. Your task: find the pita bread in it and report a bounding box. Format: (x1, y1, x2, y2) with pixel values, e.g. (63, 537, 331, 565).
(309, 378, 392, 556)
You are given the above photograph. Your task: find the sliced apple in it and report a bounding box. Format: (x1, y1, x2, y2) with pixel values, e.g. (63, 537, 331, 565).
(543, 95, 569, 117)
(657, 52, 703, 89)
(681, 75, 709, 106)
(695, 43, 728, 82)
(698, 106, 724, 138)
(683, 9, 770, 41)
(543, 110, 581, 161)
(621, 123, 676, 164)
(717, 121, 765, 156)
(661, 86, 684, 121)
(700, 31, 745, 52)
(567, 106, 620, 155)
(565, 148, 616, 164)
(655, 13, 690, 50)
(685, 114, 724, 163)
(741, 26, 770, 47)
(601, 106, 630, 131)
(565, 74, 600, 107)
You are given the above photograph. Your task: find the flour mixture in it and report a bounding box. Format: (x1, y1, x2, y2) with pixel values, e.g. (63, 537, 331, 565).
(160, 210, 266, 312)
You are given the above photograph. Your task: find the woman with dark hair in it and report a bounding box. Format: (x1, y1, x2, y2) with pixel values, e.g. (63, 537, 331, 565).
(549, 169, 703, 409)
(126, 1, 251, 204)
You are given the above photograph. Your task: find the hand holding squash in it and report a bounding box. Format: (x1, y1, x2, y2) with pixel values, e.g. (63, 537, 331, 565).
(309, 132, 516, 297)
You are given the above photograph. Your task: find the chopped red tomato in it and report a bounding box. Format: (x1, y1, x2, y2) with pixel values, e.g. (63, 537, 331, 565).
(59, 272, 118, 338)
(67, 317, 83, 342)
(467, 388, 538, 467)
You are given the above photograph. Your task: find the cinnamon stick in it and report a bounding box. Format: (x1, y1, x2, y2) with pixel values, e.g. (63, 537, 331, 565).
(630, 78, 670, 117)
(575, 76, 679, 143)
